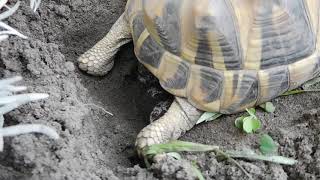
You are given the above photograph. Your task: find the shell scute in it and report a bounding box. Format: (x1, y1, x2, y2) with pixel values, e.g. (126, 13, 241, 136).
(127, 0, 320, 113)
(221, 70, 258, 113)
(257, 66, 289, 104)
(187, 65, 223, 112)
(246, 0, 315, 69)
(158, 52, 190, 97)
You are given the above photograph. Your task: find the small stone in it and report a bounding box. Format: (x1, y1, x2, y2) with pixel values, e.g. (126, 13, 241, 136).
(65, 61, 75, 72)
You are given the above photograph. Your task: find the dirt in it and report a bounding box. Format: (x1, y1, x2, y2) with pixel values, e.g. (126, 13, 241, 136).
(0, 0, 319, 179)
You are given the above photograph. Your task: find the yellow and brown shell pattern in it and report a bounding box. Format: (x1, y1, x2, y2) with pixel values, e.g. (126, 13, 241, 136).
(125, 0, 320, 114)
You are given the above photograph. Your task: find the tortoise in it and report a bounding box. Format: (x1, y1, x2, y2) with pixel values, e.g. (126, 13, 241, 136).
(78, 0, 320, 158)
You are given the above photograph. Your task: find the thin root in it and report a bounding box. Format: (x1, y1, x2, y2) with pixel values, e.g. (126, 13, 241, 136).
(84, 103, 114, 116)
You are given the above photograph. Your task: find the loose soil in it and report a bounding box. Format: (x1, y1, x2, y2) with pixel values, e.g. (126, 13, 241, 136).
(0, 1, 319, 179)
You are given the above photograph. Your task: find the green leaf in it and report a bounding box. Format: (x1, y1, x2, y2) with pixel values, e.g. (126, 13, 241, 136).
(144, 140, 220, 157)
(235, 116, 245, 129)
(259, 134, 278, 155)
(246, 108, 256, 117)
(191, 161, 205, 180)
(242, 116, 261, 133)
(259, 102, 276, 113)
(281, 89, 306, 96)
(196, 112, 222, 125)
(226, 150, 297, 165)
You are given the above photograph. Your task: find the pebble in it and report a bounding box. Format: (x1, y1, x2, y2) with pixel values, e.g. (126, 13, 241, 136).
(65, 61, 75, 72)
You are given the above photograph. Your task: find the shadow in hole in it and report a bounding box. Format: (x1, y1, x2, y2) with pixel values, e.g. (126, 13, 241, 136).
(71, 41, 172, 167)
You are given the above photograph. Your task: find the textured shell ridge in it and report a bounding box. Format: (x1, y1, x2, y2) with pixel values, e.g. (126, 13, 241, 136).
(127, 0, 320, 114)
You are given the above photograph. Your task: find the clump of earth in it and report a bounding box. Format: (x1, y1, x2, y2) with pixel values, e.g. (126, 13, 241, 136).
(0, 1, 319, 179)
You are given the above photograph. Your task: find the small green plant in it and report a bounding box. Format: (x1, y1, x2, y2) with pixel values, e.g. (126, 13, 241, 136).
(259, 102, 276, 113)
(259, 133, 278, 155)
(197, 102, 275, 132)
(235, 108, 261, 133)
(0, 76, 59, 151)
(234, 102, 276, 133)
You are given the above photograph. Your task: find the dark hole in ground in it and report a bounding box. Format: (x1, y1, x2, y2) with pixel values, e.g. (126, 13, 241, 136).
(74, 42, 172, 167)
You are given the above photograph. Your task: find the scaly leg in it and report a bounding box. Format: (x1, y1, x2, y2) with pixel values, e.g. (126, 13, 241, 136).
(135, 97, 203, 159)
(78, 13, 132, 76)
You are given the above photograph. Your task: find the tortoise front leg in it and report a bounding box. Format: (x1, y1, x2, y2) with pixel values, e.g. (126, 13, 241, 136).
(135, 97, 203, 160)
(78, 13, 132, 76)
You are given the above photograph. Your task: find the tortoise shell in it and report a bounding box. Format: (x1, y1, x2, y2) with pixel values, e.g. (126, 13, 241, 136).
(125, 0, 320, 114)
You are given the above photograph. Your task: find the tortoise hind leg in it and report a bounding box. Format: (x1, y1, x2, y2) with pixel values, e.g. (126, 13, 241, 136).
(78, 13, 132, 76)
(135, 97, 203, 160)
